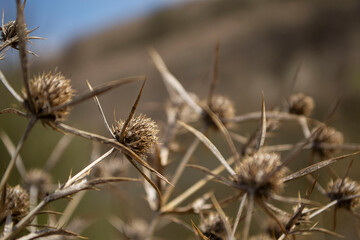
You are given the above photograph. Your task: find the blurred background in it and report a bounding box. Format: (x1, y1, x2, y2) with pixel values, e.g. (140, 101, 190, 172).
(1, 0, 360, 239)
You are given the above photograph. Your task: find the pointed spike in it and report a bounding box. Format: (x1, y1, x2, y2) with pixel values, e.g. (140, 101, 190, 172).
(256, 92, 266, 151)
(120, 79, 146, 142)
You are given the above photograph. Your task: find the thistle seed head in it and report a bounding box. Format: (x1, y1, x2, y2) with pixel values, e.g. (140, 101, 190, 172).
(1, 21, 17, 44)
(23, 169, 52, 197)
(205, 94, 235, 127)
(287, 93, 315, 116)
(3, 185, 29, 221)
(199, 212, 228, 240)
(312, 125, 344, 158)
(23, 71, 74, 123)
(327, 178, 360, 210)
(112, 114, 159, 156)
(235, 152, 286, 199)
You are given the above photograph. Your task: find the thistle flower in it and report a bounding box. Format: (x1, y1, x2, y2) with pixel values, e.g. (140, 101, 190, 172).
(287, 93, 315, 117)
(199, 212, 228, 240)
(312, 125, 344, 158)
(327, 177, 360, 210)
(206, 95, 235, 127)
(22, 71, 74, 123)
(234, 152, 286, 199)
(2, 185, 29, 221)
(112, 114, 159, 156)
(23, 168, 52, 197)
(0, 21, 17, 47)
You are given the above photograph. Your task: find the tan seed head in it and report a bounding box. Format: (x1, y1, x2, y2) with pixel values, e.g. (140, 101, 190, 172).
(112, 114, 159, 156)
(235, 152, 286, 199)
(23, 71, 74, 123)
(287, 93, 315, 117)
(312, 125, 344, 158)
(24, 168, 52, 197)
(3, 185, 29, 221)
(327, 177, 360, 210)
(199, 212, 228, 240)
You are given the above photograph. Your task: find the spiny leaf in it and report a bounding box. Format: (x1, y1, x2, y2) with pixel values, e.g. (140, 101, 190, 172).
(283, 151, 360, 183)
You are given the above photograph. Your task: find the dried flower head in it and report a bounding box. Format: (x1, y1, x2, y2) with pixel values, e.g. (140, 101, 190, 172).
(312, 125, 344, 158)
(0, 21, 17, 46)
(3, 185, 29, 221)
(287, 93, 315, 116)
(112, 114, 159, 156)
(23, 168, 52, 197)
(199, 212, 228, 240)
(234, 152, 286, 199)
(23, 71, 74, 123)
(327, 178, 360, 210)
(206, 94, 235, 127)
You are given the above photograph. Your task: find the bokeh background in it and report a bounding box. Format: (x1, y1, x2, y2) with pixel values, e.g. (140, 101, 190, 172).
(1, 0, 360, 239)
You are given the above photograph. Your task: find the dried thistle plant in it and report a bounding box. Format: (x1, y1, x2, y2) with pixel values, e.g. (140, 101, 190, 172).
(112, 114, 159, 157)
(326, 177, 360, 210)
(234, 152, 286, 199)
(22, 71, 74, 124)
(0, 185, 29, 223)
(2, 2, 360, 240)
(286, 93, 315, 117)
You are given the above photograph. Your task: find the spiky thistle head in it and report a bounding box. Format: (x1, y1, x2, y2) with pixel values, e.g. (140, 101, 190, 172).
(0, 21, 17, 43)
(199, 212, 228, 240)
(3, 185, 29, 221)
(23, 71, 74, 123)
(112, 114, 159, 156)
(287, 93, 315, 116)
(312, 125, 344, 158)
(234, 152, 286, 199)
(326, 178, 360, 210)
(205, 94, 235, 127)
(23, 169, 52, 198)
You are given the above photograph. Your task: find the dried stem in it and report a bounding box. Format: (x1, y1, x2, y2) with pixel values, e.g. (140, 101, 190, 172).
(0, 116, 36, 195)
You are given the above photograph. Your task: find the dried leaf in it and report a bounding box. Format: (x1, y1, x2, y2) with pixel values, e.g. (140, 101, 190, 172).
(178, 121, 236, 176)
(283, 151, 360, 183)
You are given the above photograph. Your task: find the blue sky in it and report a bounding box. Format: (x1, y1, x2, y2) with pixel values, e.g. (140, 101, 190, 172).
(0, 1, 186, 54)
